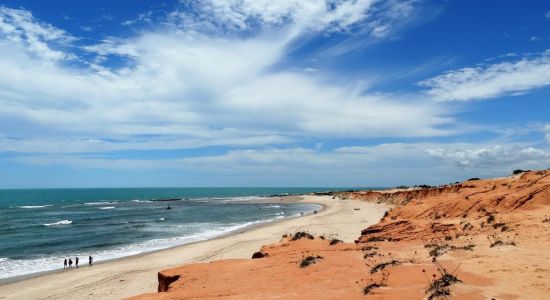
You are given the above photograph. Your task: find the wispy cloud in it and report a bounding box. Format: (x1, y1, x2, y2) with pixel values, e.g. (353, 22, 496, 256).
(0, 6, 76, 61)
(121, 11, 153, 26)
(419, 50, 550, 101)
(426, 145, 550, 168)
(0, 2, 455, 158)
(544, 124, 550, 144)
(12, 141, 550, 185)
(2, 1, 547, 185)
(166, 0, 415, 35)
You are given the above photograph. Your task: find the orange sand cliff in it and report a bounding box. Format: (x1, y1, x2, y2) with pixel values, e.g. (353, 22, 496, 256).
(130, 171, 550, 299)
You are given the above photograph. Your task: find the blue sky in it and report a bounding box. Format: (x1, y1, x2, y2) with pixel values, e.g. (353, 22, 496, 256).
(0, 0, 549, 188)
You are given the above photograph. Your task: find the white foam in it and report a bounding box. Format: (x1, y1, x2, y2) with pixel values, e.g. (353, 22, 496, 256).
(98, 206, 115, 210)
(131, 200, 151, 203)
(159, 218, 165, 221)
(84, 201, 116, 205)
(219, 196, 262, 202)
(43, 220, 72, 226)
(0, 219, 276, 281)
(18, 205, 52, 209)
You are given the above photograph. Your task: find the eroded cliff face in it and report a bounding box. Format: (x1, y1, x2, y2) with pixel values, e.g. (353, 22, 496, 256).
(355, 171, 550, 243)
(129, 170, 550, 300)
(337, 171, 550, 211)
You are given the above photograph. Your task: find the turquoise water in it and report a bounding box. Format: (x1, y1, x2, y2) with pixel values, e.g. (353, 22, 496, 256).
(0, 187, 339, 280)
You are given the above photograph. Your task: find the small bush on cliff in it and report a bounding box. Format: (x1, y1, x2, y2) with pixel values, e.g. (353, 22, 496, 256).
(366, 236, 386, 242)
(362, 245, 379, 258)
(364, 251, 378, 258)
(451, 243, 476, 252)
(369, 260, 400, 274)
(424, 238, 476, 257)
(415, 184, 434, 189)
(362, 245, 378, 251)
(429, 244, 450, 258)
(362, 282, 383, 295)
(423, 258, 461, 300)
(357, 271, 390, 295)
(492, 222, 506, 229)
(299, 255, 323, 268)
(487, 233, 516, 248)
(329, 238, 343, 245)
(251, 251, 268, 259)
(512, 169, 528, 175)
(462, 222, 474, 231)
(291, 231, 314, 241)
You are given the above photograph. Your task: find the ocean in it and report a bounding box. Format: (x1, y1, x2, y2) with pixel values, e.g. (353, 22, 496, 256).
(0, 187, 335, 281)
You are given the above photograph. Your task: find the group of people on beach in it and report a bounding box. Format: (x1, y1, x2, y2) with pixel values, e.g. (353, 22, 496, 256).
(63, 256, 93, 269)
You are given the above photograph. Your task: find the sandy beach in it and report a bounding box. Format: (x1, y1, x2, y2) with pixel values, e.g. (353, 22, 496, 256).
(0, 195, 388, 300)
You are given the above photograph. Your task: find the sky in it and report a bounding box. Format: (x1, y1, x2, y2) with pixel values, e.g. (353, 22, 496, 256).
(0, 0, 549, 188)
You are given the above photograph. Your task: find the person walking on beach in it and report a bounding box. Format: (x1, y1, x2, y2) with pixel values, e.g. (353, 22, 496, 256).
(75, 257, 79, 268)
(89, 255, 93, 266)
(64, 258, 67, 269)
(68, 258, 73, 268)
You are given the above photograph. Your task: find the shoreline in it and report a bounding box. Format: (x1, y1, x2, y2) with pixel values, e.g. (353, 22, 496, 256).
(0, 195, 388, 300)
(0, 197, 323, 285)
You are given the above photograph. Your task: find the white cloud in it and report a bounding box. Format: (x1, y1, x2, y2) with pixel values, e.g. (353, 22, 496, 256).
(121, 11, 153, 26)
(0, 134, 290, 154)
(545, 10, 550, 19)
(1, 3, 548, 187)
(426, 145, 550, 168)
(9, 144, 440, 186)
(419, 51, 550, 101)
(167, 0, 416, 36)
(544, 124, 550, 144)
(0, 3, 454, 156)
(14, 142, 550, 186)
(0, 6, 75, 61)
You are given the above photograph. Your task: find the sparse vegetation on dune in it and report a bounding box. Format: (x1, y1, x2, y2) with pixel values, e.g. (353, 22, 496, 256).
(423, 259, 462, 300)
(365, 252, 401, 274)
(290, 231, 315, 241)
(423, 237, 476, 257)
(369, 259, 400, 274)
(329, 238, 343, 245)
(299, 255, 323, 268)
(512, 169, 528, 175)
(487, 233, 517, 248)
(357, 271, 390, 295)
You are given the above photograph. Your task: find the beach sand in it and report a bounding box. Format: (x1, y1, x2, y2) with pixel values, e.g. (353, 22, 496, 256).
(0, 195, 388, 300)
